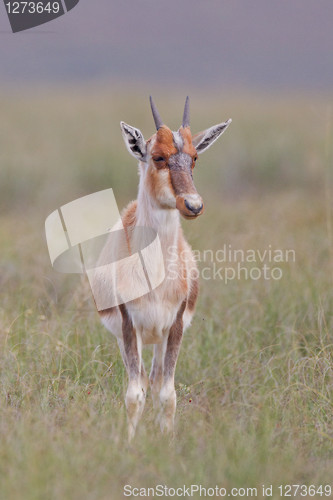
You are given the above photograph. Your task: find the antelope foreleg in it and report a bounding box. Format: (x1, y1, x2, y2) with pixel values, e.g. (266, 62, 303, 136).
(119, 305, 146, 442)
(159, 300, 186, 434)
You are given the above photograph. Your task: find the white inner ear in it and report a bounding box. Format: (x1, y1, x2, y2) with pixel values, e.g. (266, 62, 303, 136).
(193, 119, 232, 154)
(120, 121, 146, 160)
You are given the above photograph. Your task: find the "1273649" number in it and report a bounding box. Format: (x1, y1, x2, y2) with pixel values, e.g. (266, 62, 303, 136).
(5, 2, 61, 14)
(278, 485, 332, 497)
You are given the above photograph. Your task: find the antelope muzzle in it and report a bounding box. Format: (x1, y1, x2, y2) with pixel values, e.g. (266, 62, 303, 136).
(176, 194, 204, 219)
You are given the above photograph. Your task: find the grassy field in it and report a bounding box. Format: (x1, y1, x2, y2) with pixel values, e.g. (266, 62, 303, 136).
(0, 87, 332, 499)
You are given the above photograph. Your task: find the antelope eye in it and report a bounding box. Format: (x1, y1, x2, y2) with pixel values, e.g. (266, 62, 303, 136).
(154, 156, 165, 162)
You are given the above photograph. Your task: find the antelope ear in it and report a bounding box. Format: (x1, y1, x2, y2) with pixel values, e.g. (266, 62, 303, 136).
(192, 119, 232, 154)
(120, 121, 147, 160)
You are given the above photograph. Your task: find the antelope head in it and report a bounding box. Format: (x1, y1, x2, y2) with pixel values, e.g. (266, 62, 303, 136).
(120, 97, 231, 220)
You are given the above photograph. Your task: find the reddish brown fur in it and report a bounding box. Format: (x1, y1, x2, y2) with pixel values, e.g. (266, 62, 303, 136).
(147, 166, 174, 205)
(187, 278, 199, 311)
(121, 200, 138, 227)
(152, 126, 178, 161)
(163, 299, 187, 380)
(119, 303, 139, 378)
(98, 201, 138, 321)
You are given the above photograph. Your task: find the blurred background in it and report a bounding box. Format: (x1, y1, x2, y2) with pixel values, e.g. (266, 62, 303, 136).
(0, 0, 333, 89)
(0, 0, 332, 215)
(0, 3, 333, 498)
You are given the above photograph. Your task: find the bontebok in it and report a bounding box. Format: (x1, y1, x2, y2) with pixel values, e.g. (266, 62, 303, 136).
(95, 97, 231, 440)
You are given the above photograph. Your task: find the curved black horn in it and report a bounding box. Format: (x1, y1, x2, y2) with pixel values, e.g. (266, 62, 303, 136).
(182, 96, 190, 128)
(149, 96, 163, 130)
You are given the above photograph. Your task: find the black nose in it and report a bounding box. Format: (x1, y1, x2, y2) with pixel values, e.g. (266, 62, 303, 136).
(184, 199, 203, 215)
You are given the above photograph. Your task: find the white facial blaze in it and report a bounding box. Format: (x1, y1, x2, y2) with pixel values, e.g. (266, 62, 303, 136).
(172, 131, 184, 151)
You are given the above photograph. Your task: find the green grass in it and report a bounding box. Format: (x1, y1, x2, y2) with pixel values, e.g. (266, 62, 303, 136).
(0, 87, 333, 499)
